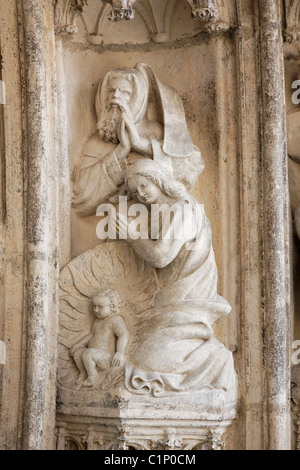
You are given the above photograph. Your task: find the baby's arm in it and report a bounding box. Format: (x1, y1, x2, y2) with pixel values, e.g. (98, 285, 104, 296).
(110, 315, 130, 367)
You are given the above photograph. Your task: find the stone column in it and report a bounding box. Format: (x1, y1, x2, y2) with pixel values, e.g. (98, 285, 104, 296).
(259, 0, 291, 450)
(236, 0, 291, 450)
(20, 0, 59, 450)
(0, 0, 27, 450)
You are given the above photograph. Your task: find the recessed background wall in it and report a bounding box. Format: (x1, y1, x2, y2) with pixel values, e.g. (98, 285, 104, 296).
(59, 0, 240, 448)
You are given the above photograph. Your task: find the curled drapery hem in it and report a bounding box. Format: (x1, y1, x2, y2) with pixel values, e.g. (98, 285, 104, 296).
(125, 338, 237, 397)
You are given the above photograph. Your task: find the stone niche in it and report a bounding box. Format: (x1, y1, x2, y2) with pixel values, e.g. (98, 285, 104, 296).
(55, 0, 239, 450)
(284, 29, 300, 452)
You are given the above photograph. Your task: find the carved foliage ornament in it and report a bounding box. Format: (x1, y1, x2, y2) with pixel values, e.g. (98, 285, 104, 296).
(56, 423, 226, 450)
(102, 0, 219, 22)
(186, 0, 218, 21)
(55, 0, 88, 34)
(104, 0, 137, 22)
(54, 0, 220, 33)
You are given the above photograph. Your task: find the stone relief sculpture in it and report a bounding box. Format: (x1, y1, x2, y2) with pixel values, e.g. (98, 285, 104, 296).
(72, 62, 204, 217)
(57, 62, 237, 449)
(120, 159, 236, 396)
(70, 288, 130, 387)
(65, 62, 237, 396)
(186, 0, 218, 21)
(58, 242, 158, 390)
(55, 0, 88, 35)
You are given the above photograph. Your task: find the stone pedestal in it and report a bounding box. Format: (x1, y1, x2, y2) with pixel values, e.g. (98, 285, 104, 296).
(56, 386, 237, 450)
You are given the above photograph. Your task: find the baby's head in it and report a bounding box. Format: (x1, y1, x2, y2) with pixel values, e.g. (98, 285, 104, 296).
(91, 288, 122, 319)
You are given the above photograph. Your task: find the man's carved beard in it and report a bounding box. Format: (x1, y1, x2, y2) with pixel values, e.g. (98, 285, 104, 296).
(98, 104, 123, 144)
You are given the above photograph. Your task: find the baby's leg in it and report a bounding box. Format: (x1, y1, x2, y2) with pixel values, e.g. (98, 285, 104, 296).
(73, 347, 87, 384)
(82, 348, 111, 386)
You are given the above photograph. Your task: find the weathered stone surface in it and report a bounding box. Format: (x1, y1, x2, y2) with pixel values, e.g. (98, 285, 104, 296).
(259, 0, 291, 451)
(0, 0, 294, 451)
(0, 341, 5, 365)
(58, 60, 238, 447)
(283, 0, 300, 43)
(56, 0, 236, 44)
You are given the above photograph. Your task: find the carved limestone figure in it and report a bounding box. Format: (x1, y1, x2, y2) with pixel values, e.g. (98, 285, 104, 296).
(66, 63, 236, 398)
(71, 62, 204, 217)
(115, 159, 237, 397)
(58, 242, 159, 391)
(69, 288, 130, 387)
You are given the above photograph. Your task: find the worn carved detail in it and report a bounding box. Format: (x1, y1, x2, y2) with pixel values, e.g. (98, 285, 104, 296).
(186, 0, 218, 21)
(284, 0, 300, 43)
(56, 418, 231, 450)
(151, 430, 183, 450)
(57, 0, 234, 40)
(102, 0, 137, 21)
(54, 0, 88, 35)
(0, 341, 6, 365)
(204, 20, 231, 33)
(102, 0, 220, 24)
(103, 0, 220, 23)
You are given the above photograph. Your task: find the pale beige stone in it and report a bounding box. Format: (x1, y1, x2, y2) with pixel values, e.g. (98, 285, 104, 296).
(0, 0, 295, 451)
(0, 341, 6, 365)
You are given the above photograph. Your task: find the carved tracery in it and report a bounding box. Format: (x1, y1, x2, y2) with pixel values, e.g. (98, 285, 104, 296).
(54, 0, 233, 38)
(284, 0, 300, 43)
(54, 0, 88, 34)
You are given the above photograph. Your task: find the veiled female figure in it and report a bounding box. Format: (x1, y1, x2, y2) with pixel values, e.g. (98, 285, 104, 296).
(122, 159, 237, 397)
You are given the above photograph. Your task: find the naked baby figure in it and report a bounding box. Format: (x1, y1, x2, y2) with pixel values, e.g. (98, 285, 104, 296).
(70, 288, 130, 387)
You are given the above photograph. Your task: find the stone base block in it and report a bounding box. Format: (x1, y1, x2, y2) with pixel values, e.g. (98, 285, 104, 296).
(56, 386, 237, 450)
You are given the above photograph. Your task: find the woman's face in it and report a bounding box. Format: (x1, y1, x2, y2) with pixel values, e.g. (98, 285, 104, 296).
(127, 175, 163, 205)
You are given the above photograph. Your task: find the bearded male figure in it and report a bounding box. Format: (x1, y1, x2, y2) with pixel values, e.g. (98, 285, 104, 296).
(72, 63, 204, 217)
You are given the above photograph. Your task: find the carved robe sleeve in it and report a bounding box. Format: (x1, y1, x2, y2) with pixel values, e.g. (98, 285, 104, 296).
(72, 150, 124, 217)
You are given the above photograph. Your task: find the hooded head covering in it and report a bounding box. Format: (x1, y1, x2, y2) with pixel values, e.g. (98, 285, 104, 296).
(95, 66, 148, 127)
(96, 63, 195, 158)
(135, 63, 194, 158)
